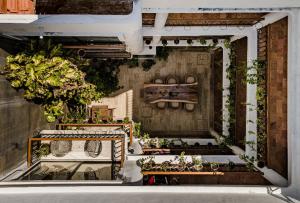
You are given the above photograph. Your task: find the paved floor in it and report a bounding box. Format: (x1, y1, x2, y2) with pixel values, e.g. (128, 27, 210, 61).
(0, 186, 297, 203)
(115, 48, 212, 137)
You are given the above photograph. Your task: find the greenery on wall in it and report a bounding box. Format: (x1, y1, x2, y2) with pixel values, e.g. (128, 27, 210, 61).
(222, 42, 237, 145)
(245, 59, 267, 162)
(0, 40, 102, 122)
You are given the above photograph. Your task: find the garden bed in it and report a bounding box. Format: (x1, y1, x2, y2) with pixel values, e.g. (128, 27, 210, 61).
(143, 145, 233, 155)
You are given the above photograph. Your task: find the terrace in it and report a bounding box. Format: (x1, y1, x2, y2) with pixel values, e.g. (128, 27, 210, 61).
(0, 0, 299, 202)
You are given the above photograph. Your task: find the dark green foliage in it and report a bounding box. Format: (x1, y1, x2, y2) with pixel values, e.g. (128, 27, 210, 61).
(126, 57, 139, 68)
(0, 39, 102, 122)
(156, 46, 171, 61)
(142, 59, 156, 71)
(80, 59, 123, 96)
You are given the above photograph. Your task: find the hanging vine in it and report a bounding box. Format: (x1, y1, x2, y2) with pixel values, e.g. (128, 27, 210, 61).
(245, 60, 267, 162)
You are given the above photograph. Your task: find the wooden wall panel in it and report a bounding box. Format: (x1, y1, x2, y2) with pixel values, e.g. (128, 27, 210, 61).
(212, 48, 223, 135)
(232, 38, 247, 149)
(166, 13, 266, 26)
(0, 0, 35, 14)
(266, 17, 288, 178)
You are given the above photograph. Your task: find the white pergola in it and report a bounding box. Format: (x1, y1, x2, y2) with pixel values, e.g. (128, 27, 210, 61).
(0, 0, 300, 200)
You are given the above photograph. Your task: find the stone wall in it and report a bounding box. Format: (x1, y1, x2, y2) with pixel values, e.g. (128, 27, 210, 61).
(0, 48, 53, 176)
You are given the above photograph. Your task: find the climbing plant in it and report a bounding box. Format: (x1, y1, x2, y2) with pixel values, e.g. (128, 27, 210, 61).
(0, 40, 102, 122)
(245, 59, 267, 162)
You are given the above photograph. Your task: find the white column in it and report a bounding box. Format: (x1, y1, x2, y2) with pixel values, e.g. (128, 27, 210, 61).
(245, 30, 258, 158)
(221, 44, 230, 137)
(123, 0, 144, 54)
(152, 13, 169, 45)
(286, 10, 300, 195)
(124, 29, 144, 54)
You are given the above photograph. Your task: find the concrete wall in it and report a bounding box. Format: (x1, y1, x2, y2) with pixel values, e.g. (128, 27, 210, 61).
(0, 48, 53, 176)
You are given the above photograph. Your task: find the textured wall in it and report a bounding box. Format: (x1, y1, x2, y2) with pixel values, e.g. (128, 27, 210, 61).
(232, 37, 247, 150)
(212, 48, 223, 135)
(266, 17, 288, 178)
(0, 48, 53, 176)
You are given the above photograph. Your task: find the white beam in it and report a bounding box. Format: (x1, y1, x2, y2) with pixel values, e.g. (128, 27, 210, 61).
(143, 26, 253, 37)
(141, 0, 300, 13)
(245, 30, 258, 159)
(253, 12, 289, 29)
(152, 13, 169, 45)
(285, 10, 300, 197)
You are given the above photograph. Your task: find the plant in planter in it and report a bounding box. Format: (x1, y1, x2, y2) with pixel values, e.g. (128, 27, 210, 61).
(257, 160, 265, 168)
(159, 138, 169, 148)
(180, 139, 189, 148)
(142, 59, 156, 71)
(187, 39, 193, 45)
(161, 39, 168, 46)
(161, 160, 172, 172)
(240, 154, 255, 172)
(174, 39, 180, 44)
(199, 38, 207, 45)
(145, 39, 152, 45)
(134, 122, 141, 138)
(194, 142, 200, 147)
(138, 156, 155, 171)
(154, 137, 160, 148)
(36, 143, 51, 158)
(192, 156, 203, 171)
(210, 162, 220, 172)
(176, 151, 187, 171)
(228, 160, 235, 170)
(141, 133, 151, 148)
(149, 138, 157, 148)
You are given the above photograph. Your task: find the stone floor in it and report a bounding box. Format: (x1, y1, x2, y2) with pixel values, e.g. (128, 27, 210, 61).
(114, 48, 212, 137)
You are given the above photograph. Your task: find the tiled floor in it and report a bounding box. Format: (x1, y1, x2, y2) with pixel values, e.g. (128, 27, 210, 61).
(113, 48, 212, 137)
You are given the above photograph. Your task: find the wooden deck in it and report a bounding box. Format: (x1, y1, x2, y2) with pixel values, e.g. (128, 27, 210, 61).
(114, 48, 212, 137)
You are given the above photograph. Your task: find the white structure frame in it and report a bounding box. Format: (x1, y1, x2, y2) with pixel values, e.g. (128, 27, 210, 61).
(0, 0, 299, 201)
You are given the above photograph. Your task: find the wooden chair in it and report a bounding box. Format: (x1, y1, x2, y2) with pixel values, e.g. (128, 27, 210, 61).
(91, 105, 113, 122)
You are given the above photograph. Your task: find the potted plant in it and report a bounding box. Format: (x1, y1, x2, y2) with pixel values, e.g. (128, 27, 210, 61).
(199, 38, 207, 45)
(194, 142, 200, 147)
(36, 143, 51, 158)
(210, 162, 219, 172)
(162, 39, 168, 46)
(177, 151, 187, 171)
(228, 160, 235, 171)
(161, 160, 172, 172)
(145, 39, 151, 45)
(149, 139, 156, 148)
(174, 39, 180, 44)
(159, 138, 169, 148)
(192, 156, 203, 171)
(257, 160, 265, 168)
(187, 39, 193, 45)
(139, 156, 155, 171)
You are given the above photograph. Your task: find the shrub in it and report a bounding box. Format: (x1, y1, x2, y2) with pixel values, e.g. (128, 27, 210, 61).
(1, 43, 102, 122)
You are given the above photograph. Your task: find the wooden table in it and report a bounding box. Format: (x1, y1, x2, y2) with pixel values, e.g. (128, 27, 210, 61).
(143, 82, 198, 104)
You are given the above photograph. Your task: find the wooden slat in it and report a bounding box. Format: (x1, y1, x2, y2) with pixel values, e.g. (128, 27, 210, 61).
(63, 44, 126, 50)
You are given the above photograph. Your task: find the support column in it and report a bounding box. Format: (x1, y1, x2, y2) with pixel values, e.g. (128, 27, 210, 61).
(222, 44, 230, 137)
(124, 0, 144, 54)
(285, 10, 300, 196)
(152, 13, 168, 45)
(245, 30, 258, 158)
